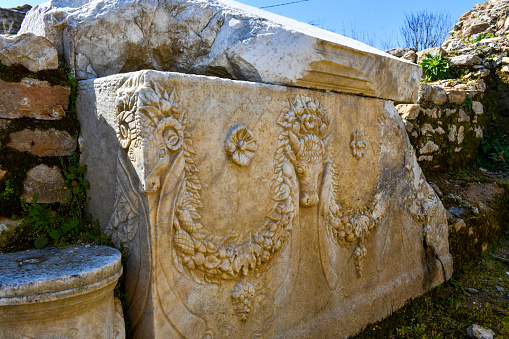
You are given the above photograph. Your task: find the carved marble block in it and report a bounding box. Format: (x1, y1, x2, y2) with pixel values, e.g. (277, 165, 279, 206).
(77, 70, 452, 338)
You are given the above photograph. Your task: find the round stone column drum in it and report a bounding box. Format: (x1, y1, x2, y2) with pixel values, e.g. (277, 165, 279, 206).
(0, 245, 123, 338)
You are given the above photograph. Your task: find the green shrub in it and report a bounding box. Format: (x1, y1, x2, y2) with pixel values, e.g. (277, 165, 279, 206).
(420, 53, 450, 81)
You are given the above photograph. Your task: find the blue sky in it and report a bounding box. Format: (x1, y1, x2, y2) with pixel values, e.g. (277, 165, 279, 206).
(3, 0, 482, 49)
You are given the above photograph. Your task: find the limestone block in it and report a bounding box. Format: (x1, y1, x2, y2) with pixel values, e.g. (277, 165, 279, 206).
(464, 23, 490, 35)
(20, 0, 421, 103)
(420, 141, 439, 154)
(0, 33, 58, 72)
(396, 104, 420, 120)
(0, 246, 123, 339)
(0, 78, 70, 120)
(472, 101, 484, 115)
(458, 109, 471, 123)
(21, 164, 68, 203)
(77, 70, 452, 339)
(449, 54, 482, 66)
(8, 128, 76, 156)
(401, 50, 416, 63)
(418, 83, 446, 105)
(445, 88, 467, 104)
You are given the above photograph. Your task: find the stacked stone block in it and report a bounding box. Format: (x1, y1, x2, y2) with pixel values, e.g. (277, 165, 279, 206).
(0, 34, 76, 228)
(397, 80, 486, 171)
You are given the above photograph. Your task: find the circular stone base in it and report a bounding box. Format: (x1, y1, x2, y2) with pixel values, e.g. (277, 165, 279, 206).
(0, 245, 122, 338)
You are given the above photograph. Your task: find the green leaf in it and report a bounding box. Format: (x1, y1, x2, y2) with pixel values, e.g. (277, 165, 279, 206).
(49, 229, 61, 240)
(34, 236, 48, 249)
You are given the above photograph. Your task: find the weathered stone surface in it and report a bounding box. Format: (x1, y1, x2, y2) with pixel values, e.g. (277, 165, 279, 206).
(385, 47, 414, 57)
(21, 164, 68, 203)
(8, 128, 76, 156)
(449, 54, 482, 66)
(0, 33, 58, 72)
(473, 101, 484, 115)
(78, 70, 451, 338)
(401, 50, 417, 63)
(445, 88, 467, 104)
(0, 6, 29, 35)
(418, 83, 447, 105)
(397, 104, 421, 120)
(0, 78, 70, 120)
(466, 324, 495, 339)
(464, 23, 490, 36)
(20, 0, 421, 103)
(0, 246, 123, 339)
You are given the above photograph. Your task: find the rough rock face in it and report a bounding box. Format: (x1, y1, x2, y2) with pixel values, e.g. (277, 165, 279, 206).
(0, 78, 69, 120)
(0, 33, 58, 72)
(8, 128, 76, 156)
(397, 81, 486, 170)
(0, 6, 30, 35)
(77, 70, 452, 338)
(19, 0, 421, 102)
(20, 164, 68, 203)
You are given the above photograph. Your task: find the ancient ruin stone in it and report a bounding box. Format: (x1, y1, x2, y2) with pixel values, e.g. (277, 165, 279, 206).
(0, 78, 70, 120)
(0, 33, 58, 72)
(78, 70, 452, 338)
(449, 54, 482, 66)
(20, 0, 421, 103)
(0, 246, 123, 338)
(8, 128, 76, 156)
(445, 88, 467, 104)
(21, 164, 68, 203)
(0, 7, 29, 35)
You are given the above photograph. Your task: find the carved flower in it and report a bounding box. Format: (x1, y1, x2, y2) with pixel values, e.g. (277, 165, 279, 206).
(350, 130, 366, 159)
(116, 109, 136, 149)
(225, 124, 257, 167)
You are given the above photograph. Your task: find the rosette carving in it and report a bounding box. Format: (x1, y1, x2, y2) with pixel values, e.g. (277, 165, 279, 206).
(225, 124, 257, 166)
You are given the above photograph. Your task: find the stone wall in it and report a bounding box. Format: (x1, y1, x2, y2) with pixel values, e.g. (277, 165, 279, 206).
(0, 34, 76, 231)
(397, 81, 486, 171)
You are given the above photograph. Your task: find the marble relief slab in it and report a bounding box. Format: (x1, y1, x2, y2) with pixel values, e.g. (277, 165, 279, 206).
(77, 70, 452, 338)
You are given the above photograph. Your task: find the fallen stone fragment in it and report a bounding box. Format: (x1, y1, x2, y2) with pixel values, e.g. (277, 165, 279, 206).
(467, 324, 495, 339)
(7, 128, 76, 156)
(20, 164, 68, 203)
(466, 287, 479, 294)
(449, 55, 483, 66)
(0, 33, 58, 72)
(0, 78, 69, 120)
(20, 0, 421, 102)
(448, 206, 467, 218)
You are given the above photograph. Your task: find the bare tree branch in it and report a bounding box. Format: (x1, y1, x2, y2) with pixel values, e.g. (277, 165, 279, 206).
(400, 10, 452, 51)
